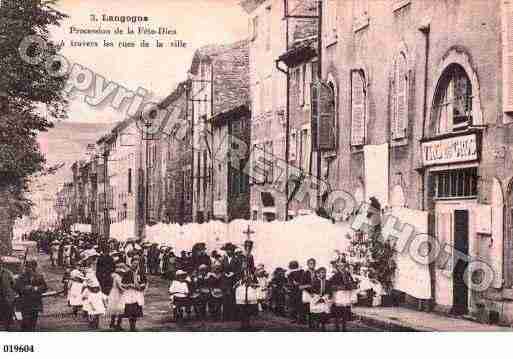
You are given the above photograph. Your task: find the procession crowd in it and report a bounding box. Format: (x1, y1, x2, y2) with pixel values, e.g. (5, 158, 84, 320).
(1, 229, 362, 332)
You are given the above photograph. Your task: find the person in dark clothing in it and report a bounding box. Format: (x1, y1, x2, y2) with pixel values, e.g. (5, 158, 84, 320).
(0, 258, 16, 331)
(270, 267, 287, 316)
(191, 243, 211, 272)
(121, 256, 147, 331)
(191, 264, 210, 319)
(329, 262, 357, 332)
(299, 258, 317, 327)
(148, 244, 160, 274)
(96, 247, 115, 295)
(207, 264, 226, 320)
(57, 242, 64, 267)
(286, 260, 304, 323)
(220, 243, 241, 321)
(15, 260, 48, 331)
(310, 267, 332, 331)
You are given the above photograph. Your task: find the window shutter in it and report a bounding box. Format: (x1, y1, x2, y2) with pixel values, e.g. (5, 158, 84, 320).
(318, 82, 336, 150)
(351, 71, 365, 146)
(265, 141, 273, 183)
(503, 0, 513, 113)
(290, 130, 297, 161)
(396, 57, 408, 139)
(310, 82, 319, 149)
(390, 61, 397, 139)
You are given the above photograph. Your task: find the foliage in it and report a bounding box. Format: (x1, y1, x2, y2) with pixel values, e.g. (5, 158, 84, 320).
(349, 224, 397, 293)
(0, 0, 68, 217)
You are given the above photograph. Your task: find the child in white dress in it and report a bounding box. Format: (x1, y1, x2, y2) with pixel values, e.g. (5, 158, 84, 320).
(67, 267, 85, 316)
(83, 276, 106, 329)
(107, 263, 127, 330)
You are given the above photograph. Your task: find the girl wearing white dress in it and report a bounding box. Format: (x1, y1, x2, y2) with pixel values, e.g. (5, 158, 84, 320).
(108, 263, 127, 330)
(83, 276, 106, 329)
(67, 267, 85, 316)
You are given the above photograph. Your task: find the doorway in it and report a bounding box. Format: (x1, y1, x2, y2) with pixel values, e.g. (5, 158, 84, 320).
(452, 210, 469, 315)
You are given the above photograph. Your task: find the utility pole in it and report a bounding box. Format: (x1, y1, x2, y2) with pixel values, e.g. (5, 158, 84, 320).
(145, 115, 151, 229)
(102, 147, 110, 240)
(316, 0, 323, 211)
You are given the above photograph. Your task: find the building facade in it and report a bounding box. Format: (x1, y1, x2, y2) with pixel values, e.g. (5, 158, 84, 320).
(211, 104, 252, 222)
(242, 0, 288, 222)
(187, 40, 250, 223)
(309, 0, 513, 323)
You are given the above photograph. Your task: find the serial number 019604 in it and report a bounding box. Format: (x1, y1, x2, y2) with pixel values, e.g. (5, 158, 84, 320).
(3, 345, 35, 353)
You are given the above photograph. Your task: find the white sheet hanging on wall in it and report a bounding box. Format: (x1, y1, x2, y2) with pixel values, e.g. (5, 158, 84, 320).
(364, 143, 389, 206)
(391, 207, 432, 300)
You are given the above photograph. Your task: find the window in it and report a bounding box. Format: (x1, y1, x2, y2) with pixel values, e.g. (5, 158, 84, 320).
(128, 168, 132, 193)
(300, 128, 310, 173)
(432, 64, 473, 134)
(301, 64, 307, 106)
(253, 82, 260, 115)
(265, 6, 271, 51)
(353, 0, 369, 31)
(259, 81, 266, 114)
(197, 155, 201, 201)
(430, 167, 478, 199)
(325, 0, 338, 44)
(502, 0, 513, 114)
(203, 149, 208, 196)
(294, 67, 301, 107)
(391, 53, 408, 140)
(264, 77, 272, 112)
(311, 61, 318, 83)
(264, 141, 274, 183)
(184, 167, 192, 202)
(351, 70, 366, 146)
(251, 16, 259, 41)
(290, 130, 297, 161)
(216, 163, 222, 200)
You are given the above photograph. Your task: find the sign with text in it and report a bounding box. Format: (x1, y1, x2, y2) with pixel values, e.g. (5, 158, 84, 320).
(421, 133, 478, 166)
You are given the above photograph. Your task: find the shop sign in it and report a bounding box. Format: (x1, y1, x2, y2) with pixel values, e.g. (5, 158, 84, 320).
(422, 133, 478, 166)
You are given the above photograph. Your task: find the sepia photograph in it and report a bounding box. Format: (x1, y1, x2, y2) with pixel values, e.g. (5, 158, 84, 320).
(2, 0, 513, 352)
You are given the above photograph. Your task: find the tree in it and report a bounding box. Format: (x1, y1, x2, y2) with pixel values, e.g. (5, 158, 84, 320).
(0, 0, 68, 254)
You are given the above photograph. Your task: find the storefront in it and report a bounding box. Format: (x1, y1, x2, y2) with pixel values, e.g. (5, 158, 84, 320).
(422, 131, 483, 315)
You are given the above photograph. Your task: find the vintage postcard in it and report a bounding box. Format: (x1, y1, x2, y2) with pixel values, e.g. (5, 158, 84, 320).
(1, 0, 513, 350)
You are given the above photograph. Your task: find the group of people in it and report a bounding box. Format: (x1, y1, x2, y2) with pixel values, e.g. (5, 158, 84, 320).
(0, 257, 48, 331)
(2, 228, 363, 332)
(266, 255, 359, 331)
(62, 236, 262, 330)
(63, 243, 147, 331)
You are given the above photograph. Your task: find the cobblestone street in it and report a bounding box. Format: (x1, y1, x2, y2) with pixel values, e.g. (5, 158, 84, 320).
(22, 255, 381, 332)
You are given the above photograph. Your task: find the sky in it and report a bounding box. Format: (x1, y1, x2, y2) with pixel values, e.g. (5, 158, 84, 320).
(48, 0, 249, 124)
(31, 0, 250, 205)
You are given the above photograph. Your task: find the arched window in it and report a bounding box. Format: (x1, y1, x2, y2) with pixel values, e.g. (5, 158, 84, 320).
(432, 64, 473, 134)
(391, 53, 408, 140)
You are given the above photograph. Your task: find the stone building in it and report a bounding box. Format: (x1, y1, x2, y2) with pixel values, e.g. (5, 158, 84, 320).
(242, 0, 288, 222)
(158, 81, 190, 225)
(211, 103, 252, 222)
(187, 40, 250, 223)
(310, 0, 513, 323)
